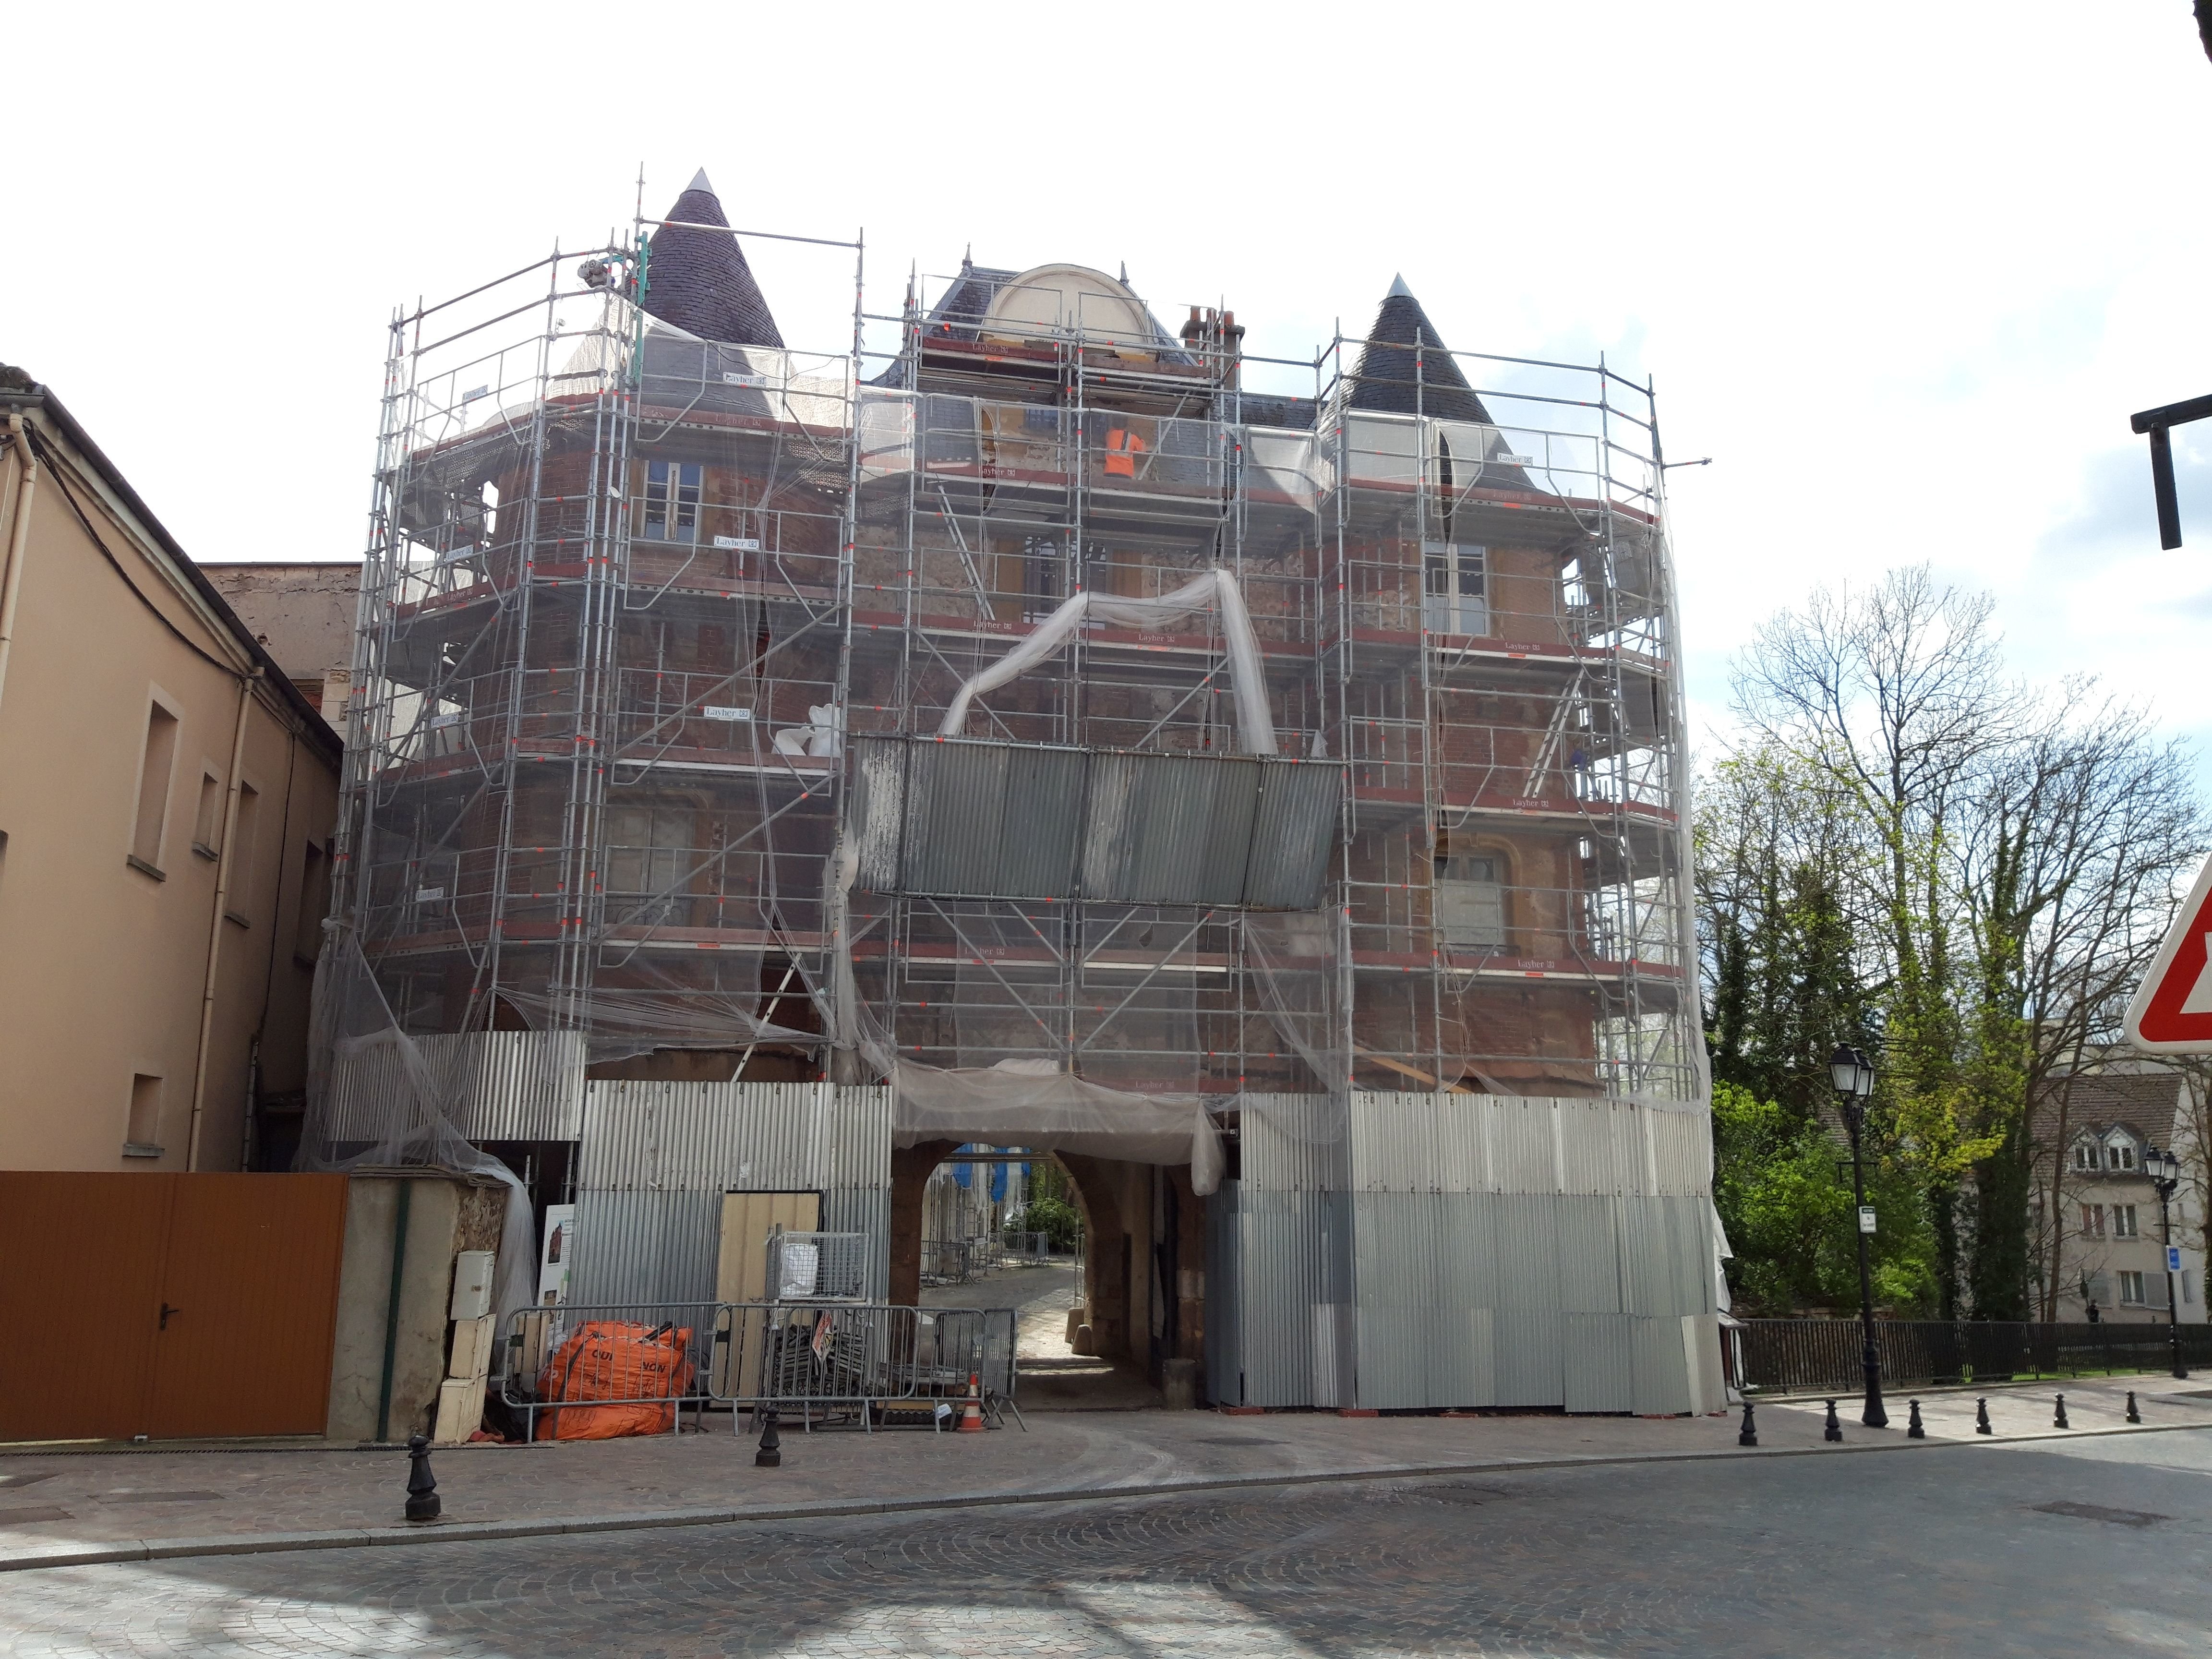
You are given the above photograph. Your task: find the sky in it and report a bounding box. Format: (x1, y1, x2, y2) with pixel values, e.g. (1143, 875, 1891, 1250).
(7, 2, 2211, 774)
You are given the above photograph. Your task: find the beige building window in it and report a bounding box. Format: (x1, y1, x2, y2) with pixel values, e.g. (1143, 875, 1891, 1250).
(2107, 1138, 2137, 1172)
(192, 769, 223, 856)
(125, 1074, 164, 1155)
(224, 783, 261, 926)
(2118, 1270, 2146, 1305)
(2080, 1203, 2105, 1238)
(130, 703, 180, 874)
(2113, 1204, 2139, 1238)
(296, 840, 329, 963)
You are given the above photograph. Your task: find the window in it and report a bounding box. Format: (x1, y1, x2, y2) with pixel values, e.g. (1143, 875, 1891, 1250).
(125, 1074, 164, 1155)
(296, 840, 329, 963)
(1436, 850, 1506, 950)
(225, 783, 260, 925)
(2118, 1270, 2146, 1306)
(2113, 1204, 2140, 1239)
(130, 702, 180, 872)
(2073, 1141, 2100, 1171)
(1423, 541, 1488, 638)
(2108, 1139, 2137, 1171)
(606, 805, 696, 899)
(642, 460, 702, 543)
(2186, 1269, 2200, 1308)
(2081, 1203, 2105, 1238)
(192, 769, 223, 856)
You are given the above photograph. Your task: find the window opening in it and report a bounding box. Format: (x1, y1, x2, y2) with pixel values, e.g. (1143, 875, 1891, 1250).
(643, 460, 702, 543)
(2118, 1270, 2145, 1305)
(2113, 1204, 2139, 1238)
(2107, 1139, 2136, 1171)
(192, 769, 223, 854)
(1423, 541, 1487, 637)
(126, 1074, 164, 1154)
(296, 841, 330, 962)
(1435, 849, 1505, 950)
(131, 703, 180, 870)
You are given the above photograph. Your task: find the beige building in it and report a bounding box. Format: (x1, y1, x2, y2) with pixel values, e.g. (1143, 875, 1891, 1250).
(2032, 1068, 2206, 1324)
(0, 370, 343, 1173)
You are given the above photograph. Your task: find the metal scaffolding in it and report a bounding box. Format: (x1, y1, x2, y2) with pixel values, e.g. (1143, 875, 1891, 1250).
(321, 214, 1700, 1167)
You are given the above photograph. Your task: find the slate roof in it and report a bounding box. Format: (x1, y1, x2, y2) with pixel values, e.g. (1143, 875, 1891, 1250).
(641, 169, 783, 348)
(2029, 1071, 2186, 1151)
(1347, 275, 1495, 424)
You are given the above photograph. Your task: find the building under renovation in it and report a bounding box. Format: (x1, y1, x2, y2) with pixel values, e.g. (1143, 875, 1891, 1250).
(307, 170, 1722, 1414)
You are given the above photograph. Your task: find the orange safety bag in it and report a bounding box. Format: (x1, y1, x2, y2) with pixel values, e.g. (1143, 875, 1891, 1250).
(534, 1320, 695, 1441)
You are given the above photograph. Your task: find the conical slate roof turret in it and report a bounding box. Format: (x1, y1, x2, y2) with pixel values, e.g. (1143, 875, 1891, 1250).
(641, 169, 784, 348)
(1348, 275, 1492, 423)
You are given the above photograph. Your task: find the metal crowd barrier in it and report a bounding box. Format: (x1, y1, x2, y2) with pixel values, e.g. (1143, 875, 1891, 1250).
(706, 1301, 1020, 1431)
(498, 1301, 720, 1443)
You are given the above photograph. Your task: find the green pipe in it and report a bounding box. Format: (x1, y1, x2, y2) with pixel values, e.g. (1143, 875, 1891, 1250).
(375, 1178, 413, 1444)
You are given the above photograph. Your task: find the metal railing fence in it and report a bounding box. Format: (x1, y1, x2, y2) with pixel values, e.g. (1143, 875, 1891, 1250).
(706, 1301, 1019, 1430)
(1738, 1319, 2212, 1395)
(499, 1301, 720, 1443)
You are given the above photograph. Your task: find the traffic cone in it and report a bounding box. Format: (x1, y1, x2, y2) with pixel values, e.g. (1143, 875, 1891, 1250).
(957, 1371, 985, 1433)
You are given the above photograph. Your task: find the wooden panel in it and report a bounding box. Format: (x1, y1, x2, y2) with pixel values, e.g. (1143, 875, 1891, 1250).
(0, 1174, 175, 1440)
(148, 1174, 349, 1438)
(714, 1191, 819, 1396)
(715, 1190, 820, 1303)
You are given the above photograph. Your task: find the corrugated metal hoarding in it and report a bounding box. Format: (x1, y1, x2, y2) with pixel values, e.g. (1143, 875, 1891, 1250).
(569, 1082, 891, 1308)
(325, 1029, 587, 1143)
(1214, 1091, 1721, 1413)
(848, 736, 1339, 909)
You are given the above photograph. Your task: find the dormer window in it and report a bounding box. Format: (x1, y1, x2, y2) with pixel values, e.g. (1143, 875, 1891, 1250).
(2107, 1138, 2137, 1172)
(2073, 1141, 2100, 1171)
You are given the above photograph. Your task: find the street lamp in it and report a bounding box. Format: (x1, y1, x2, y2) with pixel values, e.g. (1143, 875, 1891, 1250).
(1830, 1043, 1888, 1428)
(2145, 1145, 2189, 1381)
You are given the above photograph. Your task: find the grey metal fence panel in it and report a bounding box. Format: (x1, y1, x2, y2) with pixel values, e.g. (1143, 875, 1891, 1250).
(1563, 1312, 1635, 1412)
(904, 739, 1011, 895)
(1629, 1314, 1694, 1415)
(1240, 1095, 1350, 1191)
(1244, 759, 1342, 911)
(1555, 1193, 1622, 1315)
(1649, 1106, 1713, 1196)
(1487, 1096, 1559, 1194)
(326, 1030, 587, 1142)
(998, 743, 1088, 898)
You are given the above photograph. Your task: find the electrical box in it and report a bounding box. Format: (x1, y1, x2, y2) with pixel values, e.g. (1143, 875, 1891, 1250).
(447, 1312, 497, 1382)
(433, 1374, 487, 1445)
(450, 1250, 495, 1321)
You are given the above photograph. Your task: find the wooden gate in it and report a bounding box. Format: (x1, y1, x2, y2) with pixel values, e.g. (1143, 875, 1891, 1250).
(0, 1173, 349, 1441)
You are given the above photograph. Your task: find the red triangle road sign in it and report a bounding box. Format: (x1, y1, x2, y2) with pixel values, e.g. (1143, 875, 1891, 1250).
(2127, 853, 2212, 1050)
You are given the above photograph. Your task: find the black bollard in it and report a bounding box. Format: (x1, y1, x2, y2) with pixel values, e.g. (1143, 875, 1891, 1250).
(404, 1433, 441, 1523)
(1737, 1398, 1758, 1447)
(1906, 1399, 1924, 1439)
(755, 1407, 782, 1469)
(1975, 1397, 1993, 1436)
(2053, 1394, 2069, 1430)
(2126, 1390, 2141, 1424)
(1823, 1399, 1843, 1442)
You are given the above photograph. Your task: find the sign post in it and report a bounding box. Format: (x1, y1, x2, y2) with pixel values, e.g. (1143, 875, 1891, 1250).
(2127, 854, 2212, 1051)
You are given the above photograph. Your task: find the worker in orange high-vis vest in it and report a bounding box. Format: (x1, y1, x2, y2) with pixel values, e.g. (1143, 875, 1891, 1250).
(1103, 426, 1146, 478)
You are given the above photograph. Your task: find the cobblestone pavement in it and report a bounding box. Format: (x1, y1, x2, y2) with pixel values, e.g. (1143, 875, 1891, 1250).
(1, 1420, 2206, 1655)
(1, 1376, 2205, 1563)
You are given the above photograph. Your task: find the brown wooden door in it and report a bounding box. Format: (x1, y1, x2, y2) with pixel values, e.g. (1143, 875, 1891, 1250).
(0, 1172, 349, 1441)
(148, 1174, 349, 1438)
(0, 1174, 175, 1440)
